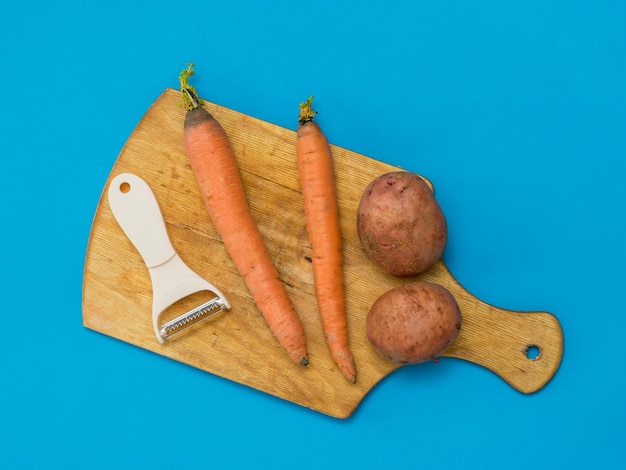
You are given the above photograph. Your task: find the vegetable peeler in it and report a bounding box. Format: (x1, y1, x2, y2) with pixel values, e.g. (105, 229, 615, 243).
(107, 172, 230, 343)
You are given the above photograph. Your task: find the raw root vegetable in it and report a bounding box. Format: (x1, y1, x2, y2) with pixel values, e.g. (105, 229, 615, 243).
(357, 171, 447, 277)
(296, 96, 356, 383)
(180, 64, 308, 366)
(366, 281, 461, 364)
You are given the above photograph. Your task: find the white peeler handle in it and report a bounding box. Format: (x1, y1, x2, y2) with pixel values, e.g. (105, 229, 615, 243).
(107, 173, 175, 268)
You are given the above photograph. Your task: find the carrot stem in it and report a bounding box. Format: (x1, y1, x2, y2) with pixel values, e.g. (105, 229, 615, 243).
(298, 95, 318, 124)
(179, 63, 203, 110)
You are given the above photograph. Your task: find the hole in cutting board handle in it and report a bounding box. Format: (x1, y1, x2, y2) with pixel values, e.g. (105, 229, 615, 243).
(525, 344, 541, 360)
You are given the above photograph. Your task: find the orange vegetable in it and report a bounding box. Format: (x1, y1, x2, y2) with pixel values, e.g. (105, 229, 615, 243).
(296, 96, 356, 383)
(180, 64, 308, 366)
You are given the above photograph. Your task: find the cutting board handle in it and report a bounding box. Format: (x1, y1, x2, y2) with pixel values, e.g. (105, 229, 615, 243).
(440, 264, 564, 393)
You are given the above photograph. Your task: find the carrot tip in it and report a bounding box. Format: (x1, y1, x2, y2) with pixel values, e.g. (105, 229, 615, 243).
(341, 368, 357, 384)
(300, 356, 310, 366)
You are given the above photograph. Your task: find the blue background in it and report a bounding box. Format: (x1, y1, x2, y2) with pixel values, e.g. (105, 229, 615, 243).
(1, 1, 624, 468)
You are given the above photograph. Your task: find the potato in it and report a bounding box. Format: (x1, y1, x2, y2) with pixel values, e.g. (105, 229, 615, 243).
(357, 171, 447, 277)
(366, 282, 461, 364)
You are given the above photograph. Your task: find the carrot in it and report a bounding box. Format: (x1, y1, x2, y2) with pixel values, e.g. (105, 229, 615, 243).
(296, 96, 356, 383)
(179, 64, 308, 366)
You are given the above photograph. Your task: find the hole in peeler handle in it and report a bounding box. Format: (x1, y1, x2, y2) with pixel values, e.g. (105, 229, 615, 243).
(119, 181, 131, 193)
(525, 344, 541, 361)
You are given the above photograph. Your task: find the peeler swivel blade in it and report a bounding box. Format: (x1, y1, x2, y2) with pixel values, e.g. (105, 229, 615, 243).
(107, 172, 231, 343)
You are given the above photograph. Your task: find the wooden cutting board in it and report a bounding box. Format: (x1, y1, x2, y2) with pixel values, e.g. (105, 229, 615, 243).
(82, 89, 564, 419)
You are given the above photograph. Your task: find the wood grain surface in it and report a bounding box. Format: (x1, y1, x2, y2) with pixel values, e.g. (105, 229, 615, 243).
(82, 89, 563, 418)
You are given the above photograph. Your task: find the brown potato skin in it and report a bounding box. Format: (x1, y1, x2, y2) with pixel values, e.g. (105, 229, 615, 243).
(366, 282, 461, 364)
(357, 171, 447, 277)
